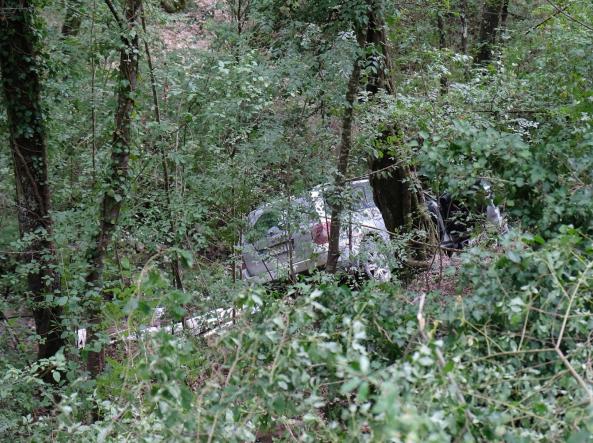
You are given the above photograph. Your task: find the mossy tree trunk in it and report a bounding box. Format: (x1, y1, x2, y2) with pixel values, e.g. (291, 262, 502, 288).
(325, 38, 365, 273)
(366, 2, 437, 266)
(476, 0, 504, 64)
(369, 133, 436, 265)
(0, 0, 66, 374)
(460, 0, 468, 54)
(365, 1, 393, 95)
(85, 0, 141, 377)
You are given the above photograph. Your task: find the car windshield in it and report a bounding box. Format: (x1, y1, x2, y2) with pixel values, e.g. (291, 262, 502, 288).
(245, 198, 318, 244)
(246, 209, 284, 243)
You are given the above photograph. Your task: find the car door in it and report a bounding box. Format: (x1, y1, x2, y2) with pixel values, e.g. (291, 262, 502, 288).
(243, 207, 290, 279)
(242, 199, 318, 279)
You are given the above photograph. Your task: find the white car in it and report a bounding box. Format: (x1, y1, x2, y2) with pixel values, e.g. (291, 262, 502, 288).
(240, 179, 391, 282)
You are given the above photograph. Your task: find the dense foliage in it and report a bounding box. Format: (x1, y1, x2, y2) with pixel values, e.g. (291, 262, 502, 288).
(1, 0, 593, 441)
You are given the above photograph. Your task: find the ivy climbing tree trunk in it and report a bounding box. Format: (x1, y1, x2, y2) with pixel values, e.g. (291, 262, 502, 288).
(476, 0, 504, 64)
(325, 33, 366, 274)
(369, 135, 436, 266)
(86, 0, 141, 377)
(366, 1, 437, 267)
(365, 1, 393, 95)
(0, 0, 65, 372)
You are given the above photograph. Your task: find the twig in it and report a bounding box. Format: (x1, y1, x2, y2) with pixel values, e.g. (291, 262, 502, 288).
(524, 2, 570, 34)
(417, 293, 476, 423)
(345, 158, 407, 183)
(269, 315, 289, 381)
(140, 5, 185, 292)
(102, 0, 124, 28)
(518, 294, 532, 351)
(469, 347, 555, 364)
(549, 259, 593, 404)
(207, 338, 243, 443)
(544, 0, 593, 32)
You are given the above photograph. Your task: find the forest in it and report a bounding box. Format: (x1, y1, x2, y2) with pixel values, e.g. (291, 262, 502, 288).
(1, 0, 592, 440)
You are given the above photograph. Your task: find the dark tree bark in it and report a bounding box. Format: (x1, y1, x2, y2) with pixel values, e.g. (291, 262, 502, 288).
(369, 134, 436, 265)
(62, 0, 83, 36)
(500, 0, 510, 34)
(0, 0, 65, 373)
(476, 0, 504, 64)
(365, 2, 393, 95)
(86, 0, 141, 377)
(366, 2, 437, 266)
(326, 49, 364, 273)
(229, 0, 252, 35)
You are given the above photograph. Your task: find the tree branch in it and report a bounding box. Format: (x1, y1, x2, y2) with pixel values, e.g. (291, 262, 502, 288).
(103, 0, 124, 28)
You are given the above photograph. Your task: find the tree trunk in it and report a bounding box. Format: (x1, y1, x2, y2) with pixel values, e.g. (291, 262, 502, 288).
(325, 52, 364, 273)
(0, 0, 65, 374)
(460, 0, 468, 54)
(500, 0, 510, 35)
(476, 0, 503, 64)
(366, 2, 437, 267)
(141, 9, 184, 291)
(160, 0, 186, 13)
(62, 0, 83, 36)
(86, 0, 141, 377)
(437, 11, 448, 95)
(369, 135, 436, 265)
(365, 2, 393, 95)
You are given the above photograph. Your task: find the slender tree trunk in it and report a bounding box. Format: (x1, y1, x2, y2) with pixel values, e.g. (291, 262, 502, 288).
(325, 44, 365, 273)
(86, 0, 141, 377)
(500, 0, 510, 35)
(62, 0, 83, 36)
(0, 0, 65, 374)
(141, 9, 184, 291)
(460, 0, 468, 54)
(437, 11, 448, 95)
(476, 0, 503, 64)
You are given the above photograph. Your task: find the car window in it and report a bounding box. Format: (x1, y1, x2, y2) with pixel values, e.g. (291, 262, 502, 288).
(247, 209, 284, 243)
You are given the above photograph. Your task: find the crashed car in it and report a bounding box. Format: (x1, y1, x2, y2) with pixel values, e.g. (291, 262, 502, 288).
(240, 178, 503, 283)
(240, 179, 392, 282)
